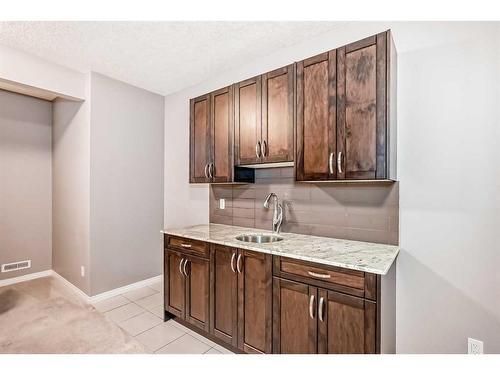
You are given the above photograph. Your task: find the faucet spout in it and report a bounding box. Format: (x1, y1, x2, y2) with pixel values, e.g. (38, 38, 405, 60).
(263, 193, 283, 234)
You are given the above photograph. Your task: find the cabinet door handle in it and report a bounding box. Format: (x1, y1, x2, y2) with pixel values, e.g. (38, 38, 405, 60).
(180, 243, 192, 248)
(255, 141, 261, 159)
(307, 271, 331, 279)
(236, 254, 243, 274)
(230, 252, 237, 273)
(318, 297, 325, 322)
(183, 259, 189, 277)
(204, 163, 209, 179)
(309, 294, 315, 320)
(337, 151, 343, 174)
(210, 162, 215, 178)
(262, 140, 267, 157)
(179, 258, 185, 276)
(328, 152, 334, 174)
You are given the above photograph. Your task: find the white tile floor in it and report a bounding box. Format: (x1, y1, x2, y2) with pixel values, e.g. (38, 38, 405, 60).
(92, 282, 234, 354)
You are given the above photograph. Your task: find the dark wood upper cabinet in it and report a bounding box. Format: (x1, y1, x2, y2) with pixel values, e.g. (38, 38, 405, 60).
(190, 94, 211, 183)
(210, 245, 238, 347)
(234, 76, 262, 165)
(296, 52, 337, 181)
(211, 87, 234, 183)
(261, 65, 294, 163)
(273, 278, 318, 354)
(296, 30, 396, 181)
(189, 87, 233, 183)
(189, 31, 396, 182)
(235, 65, 294, 166)
(318, 289, 376, 354)
(337, 33, 387, 180)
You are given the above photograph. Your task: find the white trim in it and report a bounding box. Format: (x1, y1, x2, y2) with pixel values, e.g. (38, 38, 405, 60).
(88, 275, 163, 303)
(51, 271, 91, 302)
(0, 269, 52, 287)
(0, 269, 163, 304)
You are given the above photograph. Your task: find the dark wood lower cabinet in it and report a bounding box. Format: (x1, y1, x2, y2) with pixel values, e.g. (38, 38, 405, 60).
(273, 278, 317, 354)
(210, 245, 273, 353)
(318, 289, 376, 354)
(210, 245, 238, 346)
(273, 277, 376, 354)
(164, 249, 210, 332)
(184, 254, 210, 331)
(165, 235, 388, 354)
(165, 250, 185, 318)
(237, 249, 272, 354)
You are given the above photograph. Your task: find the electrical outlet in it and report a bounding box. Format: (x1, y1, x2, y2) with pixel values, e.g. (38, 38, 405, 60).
(468, 338, 483, 354)
(81, 266, 85, 277)
(219, 198, 225, 210)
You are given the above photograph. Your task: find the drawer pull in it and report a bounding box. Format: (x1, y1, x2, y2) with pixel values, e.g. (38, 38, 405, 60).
(309, 295, 315, 320)
(180, 243, 192, 248)
(307, 271, 331, 279)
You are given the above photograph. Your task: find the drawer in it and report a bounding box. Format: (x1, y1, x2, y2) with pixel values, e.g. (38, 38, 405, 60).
(280, 258, 364, 289)
(165, 235, 209, 258)
(273, 256, 376, 299)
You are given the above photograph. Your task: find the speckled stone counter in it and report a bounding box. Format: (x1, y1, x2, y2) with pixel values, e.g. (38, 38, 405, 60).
(162, 224, 399, 275)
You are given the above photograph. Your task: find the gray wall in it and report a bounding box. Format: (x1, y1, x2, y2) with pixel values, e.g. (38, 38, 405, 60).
(52, 93, 91, 294)
(211, 167, 398, 245)
(89, 72, 164, 296)
(0, 90, 52, 280)
(396, 24, 500, 353)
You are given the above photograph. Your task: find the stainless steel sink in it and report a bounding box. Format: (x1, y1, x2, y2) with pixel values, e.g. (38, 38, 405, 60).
(235, 234, 284, 243)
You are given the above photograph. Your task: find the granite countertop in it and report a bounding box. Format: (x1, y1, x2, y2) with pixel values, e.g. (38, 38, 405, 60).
(162, 224, 399, 275)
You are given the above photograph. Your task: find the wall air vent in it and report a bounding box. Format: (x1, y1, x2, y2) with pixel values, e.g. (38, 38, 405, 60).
(1, 260, 31, 273)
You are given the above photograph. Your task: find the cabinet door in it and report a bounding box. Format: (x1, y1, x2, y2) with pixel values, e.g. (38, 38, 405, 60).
(234, 77, 262, 165)
(210, 86, 233, 183)
(296, 52, 337, 181)
(164, 250, 185, 318)
(272, 278, 318, 354)
(337, 33, 387, 180)
(237, 250, 272, 353)
(184, 254, 210, 331)
(261, 65, 294, 163)
(210, 245, 238, 346)
(190, 94, 211, 183)
(317, 289, 376, 354)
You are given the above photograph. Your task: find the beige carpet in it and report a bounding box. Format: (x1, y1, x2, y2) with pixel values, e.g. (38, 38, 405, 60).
(0, 276, 147, 354)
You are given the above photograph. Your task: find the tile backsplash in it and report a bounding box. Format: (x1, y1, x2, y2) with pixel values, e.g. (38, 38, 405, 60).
(210, 167, 399, 245)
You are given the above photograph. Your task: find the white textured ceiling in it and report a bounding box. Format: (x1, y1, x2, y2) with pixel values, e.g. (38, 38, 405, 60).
(0, 22, 342, 95)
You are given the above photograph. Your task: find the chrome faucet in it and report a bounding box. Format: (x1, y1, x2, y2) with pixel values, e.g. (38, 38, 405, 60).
(263, 193, 283, 234)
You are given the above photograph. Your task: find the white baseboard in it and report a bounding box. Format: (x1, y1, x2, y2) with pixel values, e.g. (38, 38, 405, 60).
(51, 271, 91, 301)
(1, 269, 163, 305)
(88, 275, 163, 303)
(0, 269, 53, 287)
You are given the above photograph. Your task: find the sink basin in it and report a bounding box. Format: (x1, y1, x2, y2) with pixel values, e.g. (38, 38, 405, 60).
(235, 234, 284, 244)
